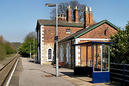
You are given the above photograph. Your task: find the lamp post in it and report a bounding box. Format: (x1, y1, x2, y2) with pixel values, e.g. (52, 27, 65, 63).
(45, 3, 59, 77)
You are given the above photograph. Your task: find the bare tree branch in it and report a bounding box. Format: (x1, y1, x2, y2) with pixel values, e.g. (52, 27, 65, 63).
(50, 0, 86, 21)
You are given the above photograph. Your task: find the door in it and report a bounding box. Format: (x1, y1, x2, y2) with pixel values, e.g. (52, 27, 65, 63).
(92, 44, 110, 83)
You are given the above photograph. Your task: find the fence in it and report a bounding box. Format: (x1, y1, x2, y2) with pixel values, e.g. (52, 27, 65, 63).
(110, 63, 129, 85)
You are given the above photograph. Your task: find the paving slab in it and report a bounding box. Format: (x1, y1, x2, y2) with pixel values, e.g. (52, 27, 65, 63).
(10, 57, 112, 86)
(39, 62, 111, 86)
(19, 57, 74, 86)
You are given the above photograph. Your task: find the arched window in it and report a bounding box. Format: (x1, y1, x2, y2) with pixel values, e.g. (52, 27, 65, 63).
(47, 48, 53, 61)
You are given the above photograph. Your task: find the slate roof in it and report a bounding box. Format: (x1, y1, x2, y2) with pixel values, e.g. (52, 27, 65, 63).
(37, 19, 83, 27)
(59, 20, 119, 42)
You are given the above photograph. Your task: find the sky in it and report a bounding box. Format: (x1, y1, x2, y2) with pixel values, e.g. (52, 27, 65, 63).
(0, 0, 129, 42)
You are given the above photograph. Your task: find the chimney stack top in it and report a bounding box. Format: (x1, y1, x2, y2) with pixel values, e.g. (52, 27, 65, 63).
(67, 5, 70, 9)
(85, 6, 88, 12)
(74, 6, 77, 10)
(89, 7, 92, 11)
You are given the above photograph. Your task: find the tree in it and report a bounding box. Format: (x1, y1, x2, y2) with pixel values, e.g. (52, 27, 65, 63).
(50, 0, 86, 21)
(0, 36, 16, 60)
(19, 32, 37, 57)
(110, 22, 129, 64)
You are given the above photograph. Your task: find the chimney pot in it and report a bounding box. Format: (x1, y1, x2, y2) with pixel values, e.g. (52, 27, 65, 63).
(89, 7, 92, 11)
(89, 7, 93, 25)
(84, 6, 89, 28)
(74, 6, 77, 10)
(85, 6, 88, 12)
(68, 5, 70, 9)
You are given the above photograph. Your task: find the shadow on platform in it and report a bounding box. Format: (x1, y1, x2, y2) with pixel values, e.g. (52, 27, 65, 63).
(61, 71, 121, 86)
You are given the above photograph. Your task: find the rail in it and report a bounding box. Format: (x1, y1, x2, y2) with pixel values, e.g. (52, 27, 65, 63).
(0, 53, 19, 86)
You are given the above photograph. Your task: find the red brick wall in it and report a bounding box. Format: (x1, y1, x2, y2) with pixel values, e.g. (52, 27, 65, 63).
(43, 26, 83, 43)
(43, 26, 55, 43)
(58, 26, 82, 40)
(80, 23, 117, 38)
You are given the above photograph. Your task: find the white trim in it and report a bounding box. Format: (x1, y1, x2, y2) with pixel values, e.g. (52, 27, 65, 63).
(75, 39, 80, 66)
(42, 31, 44, 34)
(75, 38, 80, 44)
(66, 29, 71, 34)
(100, 45, 103, 72)
(94, 45, 109, 72)
(76, 38, 110, 42)
(47, 48, 53, 62)
(40, 25, 44, 64)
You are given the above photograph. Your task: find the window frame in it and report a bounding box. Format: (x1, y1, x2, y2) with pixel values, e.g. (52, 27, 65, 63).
(47, 48, 53, 62)
(66, 29, 71, 34)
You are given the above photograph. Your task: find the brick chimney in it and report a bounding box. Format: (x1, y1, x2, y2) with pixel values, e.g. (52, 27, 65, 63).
(84, 7, 93, 28)
(61, 14, 66, 21)
(58, 15, 62, 21)
(66, 5, 72, 23)
(58, 14, 66, 21)
(73, 6, 79, 23)
(84, 6, 89, 28)
(89, 7, 93, 26)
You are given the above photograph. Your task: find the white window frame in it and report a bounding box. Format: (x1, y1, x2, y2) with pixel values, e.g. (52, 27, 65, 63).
(66, 29, 71, 34)
(93, 45, 109, 72)
(47, 48, 53, 62)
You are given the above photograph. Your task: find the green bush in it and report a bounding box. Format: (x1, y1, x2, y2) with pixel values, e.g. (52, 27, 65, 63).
(0, 41, 16, 60)
(19, 38, 37, 57)
(110, 21, 129, 64)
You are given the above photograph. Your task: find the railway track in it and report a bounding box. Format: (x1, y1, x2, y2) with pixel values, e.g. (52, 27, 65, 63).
(0, 54, 19, 86)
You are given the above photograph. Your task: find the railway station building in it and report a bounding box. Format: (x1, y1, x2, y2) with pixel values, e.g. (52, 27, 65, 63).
(36, 6, 118, 66)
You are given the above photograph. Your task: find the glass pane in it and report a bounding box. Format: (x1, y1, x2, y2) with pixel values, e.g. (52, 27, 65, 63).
(94, 44, 101, 71)
(86, 45, 92, 67)
(80, 45, 86, 66)
(48, 49, 52, 59)
(102, 45, 109, 71)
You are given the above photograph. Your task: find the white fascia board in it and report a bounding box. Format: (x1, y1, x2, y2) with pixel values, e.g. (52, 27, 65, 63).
(76, 38, 110, 41)
(75, 38, 110, 44)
